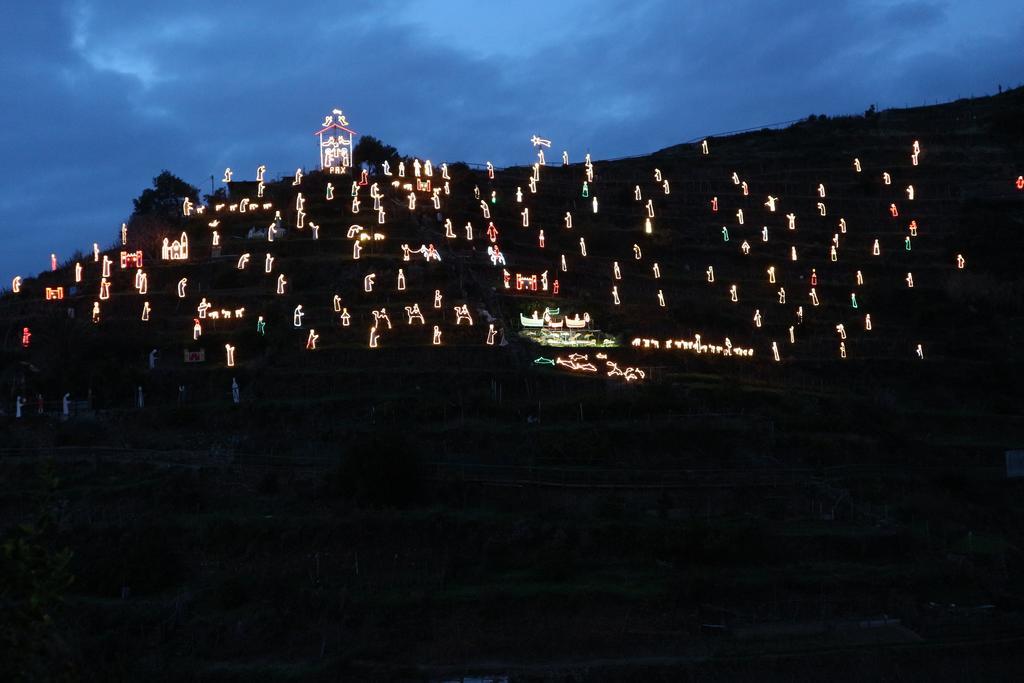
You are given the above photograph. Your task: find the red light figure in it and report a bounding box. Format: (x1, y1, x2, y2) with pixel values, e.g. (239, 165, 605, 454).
(21, 327, 31, 348)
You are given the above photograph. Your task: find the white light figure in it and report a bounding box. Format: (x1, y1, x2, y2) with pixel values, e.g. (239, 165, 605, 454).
(432, 190, 441, 210)
(612, 261, 622, 280)
(772, 341, 781, 362)
(296, 210, 306, 229)
(916, 344, 924, 359)
(736, 209, 744, 225)
(592, 196, 598, 213)
(293, 305, 304, 327)
(612, 286, 620, 305)
(382, 160, 392, 176)
(912, 152, 919, 166)
(853, 158, 862, 173)
(225, 344, 235, 367)
(92, 302, 100, 323)
(754, 310, 762, 328)
(634, 244, 642, 260)
(397, 269, 406, 291)
(293, 168, 303, 186)
(340, 309, 351, 326)
(810, 288, 819, 306)
(193, 318, 202, 340)
(378, 206, 386, 224)
(762, 226, 769, 242)
(559, 254, 567, 273)
(830, 246, 838, 262)
(75, 262, 82, 283)
(486, 324, 498, 345)
(276, 274, 287, 294)
(93, 243, 100, 262)
(791, 246, 798, 261)
(465, 222, 473, 241)
(741, 241, 751, 255)
(653, 263, 661, 279)
(136, 270, 147, 294)
(562, 150, 569, 166)
(909, 220, 918, 236)
(11, 276, 21, 293)
(434, 290, 443, 308)
(529, 177, 537, 194)
(836, 323, 847, 341)
(855, 270, 864, 286)
(768, 266, 776, 284)
(197, 298, 211, 319)
(731, 172, 740, 185)
(789, 326, 795, 343)
(957, 254, 965, 269)
(778, 288, 786, 304)
(742, 181, 749, 196)
(657, 290, 666, 307)
(257, 181, 265, 198)
(787, 213, 796, 230)
(406, 192, 416, 211)
(402, 244, 412, 261)
(579, 237, 587, 257)
(405, 304, 425, 325)
(634, 185, 642, 201)
(865, 314, 872, 330)
(177, 278, 187, 298)
(839, 341, 847, 359)
(707, 266, 715, 283)
(839, 218, 847, 233)
(486, 161, 493, 179)
(98, 278, 110, 300)
(722, 226, 730, 242)
(796, 306, 804, 323)
(883, 171, 891, 185)
(306, 329, 319, 350)
(817, 202, 826, 216)
(432, 326, 442, 345)
(906, 272, 914, 288)
(906, 185, 915, 200)
(102, 255, 112, 278)
(141, 301, 151, 321)
(454, 304, 473, 325)
(872, 239, 881, 256)
(701, 139, 709, 155)
(213, 231, 221, 246)
(645, 199, 655, 218)
(480, 199, 491, 219)
(538, 230, 546, 248)
(264, 253, 274, 273)
(729, 284, 737, 302)
(364, 274, 375, 292)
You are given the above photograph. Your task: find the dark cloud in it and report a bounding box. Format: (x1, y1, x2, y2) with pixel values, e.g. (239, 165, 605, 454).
(1, 0, 1022, 279)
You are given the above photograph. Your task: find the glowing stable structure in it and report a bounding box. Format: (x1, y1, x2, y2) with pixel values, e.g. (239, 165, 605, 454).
(314, 109, 358, 174)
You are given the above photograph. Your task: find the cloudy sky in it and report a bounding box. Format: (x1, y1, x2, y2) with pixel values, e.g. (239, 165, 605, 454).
(1, 0, 1021, 280)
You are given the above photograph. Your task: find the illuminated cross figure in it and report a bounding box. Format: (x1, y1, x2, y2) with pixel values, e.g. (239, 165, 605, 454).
(141, 301, 151, 321)
(223, 168, 232, 183)
(265, 254, 274, 272)
(339, 309, 351, 327)
(293, 305, 305, 327)
(865, 314, 872, 331)
(454, 305, 473, 325)
(276, 274, 287, 294)
(432, 326, 442, 345)
(906, 272, 914, 288)
(706, 266, 715, 283)
(177, 278, 188, 298)
(916, 344, 924, 360)
(225, 344, 236, 367)
(906, 185, 915, 200)
(810, 288, 820, 306)
(754, 310, 762, 328)
(487, 324, 498, 345)
(729, 284, 737, 302)
(193, 318, 202, 340)
(75, 262, 82, 282)
(306, 330, 319, 350)
(778, 288, 786, 304)
(397, 269, 406, 291)
(405, 304, 425, 325)
(293, 168, 303, 186)
(314, 109, 357, 173)
(957, 254, 966, 269)
(612, 286, 621, 305)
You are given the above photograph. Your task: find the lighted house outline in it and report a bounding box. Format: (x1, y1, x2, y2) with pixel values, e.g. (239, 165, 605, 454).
(313, 110, 358, 173)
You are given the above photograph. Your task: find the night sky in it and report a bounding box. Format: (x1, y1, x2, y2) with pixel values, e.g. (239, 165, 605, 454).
(1, 1, 1021, 281)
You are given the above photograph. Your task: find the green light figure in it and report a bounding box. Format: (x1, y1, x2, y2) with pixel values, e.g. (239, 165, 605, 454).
(533, 356, 556, 366)
(256, 316, 266, 335)
(722, 226, 729, 242)
(851, 292, 858, 309)
(904, 236, 911, 251)
(581, 182, 589, 198)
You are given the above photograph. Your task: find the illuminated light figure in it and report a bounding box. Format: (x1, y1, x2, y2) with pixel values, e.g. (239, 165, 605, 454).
(562, 255, 568, 272)
(480, 199, 491, 218)
(765, 195, 777, 212)
(413, 158, 422, 177)
(916, 344, 924, 360)
(711, 196, 718, 212)
(432, 326, 442, 345)
(11, 276, 21, 293)
(912, 153, 919, 166)
(141, 301, 151, 321)
(612, 286, 621, 305)
(731, 172, 740, 185)
(268, 222, 277, 242)
(767, 266, 776, 284)
(592, 196, 598, 213)
(92, 302, 100, 323)
(296, 210, 306, 229)
(838, 217, 848, 234)
(796, 306, 804, 324)
(193, 318, 202, 340)
(722, 226, 729, 242)
(486, 222, 499, 243)
(258, 181, 265, 198)
(311, 223, 320, 240)
(817, 183, 826, 198)
(93, 243, 100, 262)
(864, 314, 872, 331)
(817, 202, 826, 216)
(454, 305, 473, 325)
(957, 254, 966, 269)
(810, 288, 820, 306)
(339, 309, 350, 327)
(836, 323, 847, 341)
(645, 218, 653, 234)
(883, 171, 891, 185)
(872, 239, 880, 256)
(265, 254, 274, 272)
(434, 290, 443, 309)
(736, 209, 744, 225)
(856, 270, 864, 286)
(519, 208, 529, 228)
(701, 139, 709, 155)
(257, 316, 266, 335)
(382, 160, 392, 176)
(276, 274, 287, 294)
(368, 326, 380, 348)
(906, 185, 915, 200)
(762, 226, 769, 242)
(906, 272, 914, 288)
(772, 341, 781, 362)
(463, 222, 473, 241)
(197, 298, 212, 319)
(753, 310, 762, 328)
(741, 241, 751, 255)
(909, 220, 918, 236)
(634, 185, 642, 201)
(538, 230, 545, 248)
(402, 244, 412, 261)
(840, 341, 847, 359)
(332, 295, 342, 313)
(905, 236, 912, 251)
(296, 192, 305, 211)
(662, 179, 670, 195)
(292, 168, 303, 186)
(377, 206, 385, 224)
(21, 326, 30, 348)
(225, 344, 235, 368)
(486, 161, 493, 179)
(645, 199, 655, 218)
(432, 191, 441, 210)
(741, 181, 749, 196)
(913, 140, 921, 155)
(363, 274, 375, 292)
(791, 246, 798, 261)
(582, 182, 589, 197)
(830, 246, 838, 262)
(102, 255, 112, 278)
(213, 231, 221, 246)
(706, 266, 714, 283)
(786, 213, 796, 231)
(562, 151, 569, 166)
(854, 158, 862, 173)
(293, 305, 304, 327)
(444, 219, 455, 238)
(729, 284, 738, 302)
(397, 269, 406, 291)
(528, 177, 537, 194)
(486, 324, 498, 345)
(613, 261, 622, 280)
(789, 326, 795, 343)
(135, 270, 147, 294)
(75, 262, 82, 283)
(177, 278, 187, 299)
(579, 238, 587, 257)
(657, 290, 666, 307)
(634, 244, 642, 260)
(405, 304, 425, 325)
(778, 288, 786, 304)
(306, 329, 319, 350)
(488, 245, 506, 266)
(1017, 176, 1024, 190)
(424, 160, 433, 177)
(407, 192, 416, 210)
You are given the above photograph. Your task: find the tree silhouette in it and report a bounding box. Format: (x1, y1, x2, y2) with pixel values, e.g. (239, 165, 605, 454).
(131, 170, 199, 221)
(353, 135, 400, 173)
